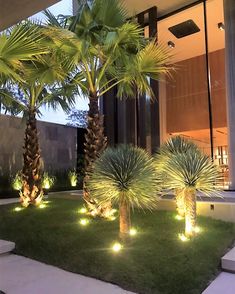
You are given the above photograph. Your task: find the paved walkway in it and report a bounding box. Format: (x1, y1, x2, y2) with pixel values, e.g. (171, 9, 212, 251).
(202, 272, 235, 294)
(0, 254, 134, 294)
(0, 198, 18, 205)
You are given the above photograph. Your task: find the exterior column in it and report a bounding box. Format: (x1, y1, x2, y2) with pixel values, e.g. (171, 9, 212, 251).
(224, 0, 235, 189)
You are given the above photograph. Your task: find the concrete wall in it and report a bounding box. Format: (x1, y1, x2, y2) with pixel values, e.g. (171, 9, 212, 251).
(158, 199, 235, 223)
(0, 114, 77, 175)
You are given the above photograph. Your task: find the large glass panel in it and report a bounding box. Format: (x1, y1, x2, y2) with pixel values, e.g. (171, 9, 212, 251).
(158, 3, 211, 155)
(206, 0, 228, 188)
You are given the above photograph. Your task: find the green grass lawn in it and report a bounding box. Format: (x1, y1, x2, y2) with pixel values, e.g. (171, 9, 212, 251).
(0, 199, 234, 294)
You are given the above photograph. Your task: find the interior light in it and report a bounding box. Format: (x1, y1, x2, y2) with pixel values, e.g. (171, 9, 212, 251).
(168, 41, 175, 48)
(218, 22, 225, 31)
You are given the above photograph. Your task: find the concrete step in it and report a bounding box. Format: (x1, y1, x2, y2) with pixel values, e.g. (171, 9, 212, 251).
(0, 240, 15, 255)
(222, 247, 235, 272)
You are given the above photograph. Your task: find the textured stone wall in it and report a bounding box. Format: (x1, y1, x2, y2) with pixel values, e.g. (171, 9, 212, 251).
(0, 114, 77, 175)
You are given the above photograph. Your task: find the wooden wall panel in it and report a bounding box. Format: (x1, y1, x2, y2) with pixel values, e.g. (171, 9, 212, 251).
(166, 49, 226, 133)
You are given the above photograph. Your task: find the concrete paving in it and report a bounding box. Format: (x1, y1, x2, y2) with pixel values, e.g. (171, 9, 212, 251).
(0, 198, 18, 206)
(0, 254, 134, 294)
(0, 240, 15, 255)
(202, 272, 235, 294)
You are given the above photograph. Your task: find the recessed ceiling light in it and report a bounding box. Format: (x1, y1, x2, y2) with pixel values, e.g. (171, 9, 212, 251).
(168, 41, 175, 48)
(218, 22, 225, 30)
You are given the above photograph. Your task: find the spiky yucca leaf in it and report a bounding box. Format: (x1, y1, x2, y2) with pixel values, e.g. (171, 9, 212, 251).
(155, 136, 200, 172)
(160, 150, 220, 195)
(88, 145, 159, 210)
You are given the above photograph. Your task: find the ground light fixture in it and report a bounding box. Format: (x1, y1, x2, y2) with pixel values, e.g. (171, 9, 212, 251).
(218, 22, 225, 31)
(175, 214, 184, 221)
(39, 204, 46, 209)
(79, 207, 87, 214)
(112, 242, 123, 253)
(178, 233, 189, 242)
(14, 207, 23, 212)
(79, 218, 89, 226)
(129, 228, 137, 236)
(194, 226, 201, 233)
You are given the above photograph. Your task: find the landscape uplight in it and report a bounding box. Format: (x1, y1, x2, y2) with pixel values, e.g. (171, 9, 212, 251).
(112, 242, 122, 252)
(14, 207, 23, 212)
(175, 215, 184, 221)
(129, 228, 137, 236)
(79, 218, 89, 226)
(178, 233, 189, 242)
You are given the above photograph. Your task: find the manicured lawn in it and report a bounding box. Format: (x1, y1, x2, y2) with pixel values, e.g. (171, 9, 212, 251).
(0, 199, 234, 294)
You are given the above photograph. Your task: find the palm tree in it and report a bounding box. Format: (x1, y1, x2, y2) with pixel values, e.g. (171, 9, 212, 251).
(155, 136, 200, 217)
(45, 0, 170, 214)
(0, 22, 50, 112)
(88, 145, 159, 239)
(1, 26, 75, 207)
(156, 148, 220, 237)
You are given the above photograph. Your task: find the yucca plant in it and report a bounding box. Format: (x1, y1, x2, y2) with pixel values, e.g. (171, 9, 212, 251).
(155, 136, 200, 217)
(88, 145, 159, 239)
(157, 149, 220, 237)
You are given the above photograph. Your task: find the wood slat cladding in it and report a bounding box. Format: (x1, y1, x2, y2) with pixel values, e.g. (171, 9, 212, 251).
(166, 49, 226, 133)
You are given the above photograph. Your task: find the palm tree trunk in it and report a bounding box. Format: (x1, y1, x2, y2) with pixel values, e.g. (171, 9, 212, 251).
(184, 188, 196, 237)
(20, 109, 43, 207)
(175, 188, 185, 217)
(119, 196, 131, 240)
(83, 92, 107, 214)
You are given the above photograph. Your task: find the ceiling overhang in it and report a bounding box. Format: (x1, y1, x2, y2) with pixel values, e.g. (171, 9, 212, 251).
(0, 0, 60, 31)
(123, 0, 199, 18)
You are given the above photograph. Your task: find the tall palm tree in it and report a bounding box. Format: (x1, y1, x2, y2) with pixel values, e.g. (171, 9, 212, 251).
(45, 0, 170, 214)
(155, 136, 200, 217)
(1, 27, 75, 207)
(156, 149, 220, 237)
(88, 145, 159, 239)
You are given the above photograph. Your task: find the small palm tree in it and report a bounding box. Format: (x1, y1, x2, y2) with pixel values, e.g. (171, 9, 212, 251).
(45, 0, 170, 213)
(88, 145, 159, 239)
(1, 25, 75, 207)
(155, 136, 200, 217)
(156, 149, 220, 237)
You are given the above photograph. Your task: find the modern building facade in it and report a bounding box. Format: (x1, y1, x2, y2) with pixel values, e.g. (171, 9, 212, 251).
(102, 0, 235, 190)
(1, 0, 235, 189)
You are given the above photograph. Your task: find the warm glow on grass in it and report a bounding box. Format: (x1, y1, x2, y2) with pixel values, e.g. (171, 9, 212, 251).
(79, 208, 87, 214)
(194, 226, 201, 233)
(14, 207, 23, 212)
(39, 204, 46, 209)
(175, 215, 184, 221)
(130, 228, 137, 236)
(79, 218, 89, 226)
(178, 233, 189, 242)
(112, 242, 122, 252)
(108, 216, 116, 221)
